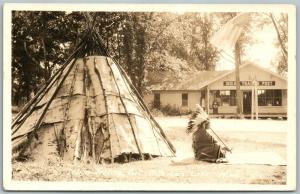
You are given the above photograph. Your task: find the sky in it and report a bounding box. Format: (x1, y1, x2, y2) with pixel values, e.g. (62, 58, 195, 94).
(215, 22, 278, 72)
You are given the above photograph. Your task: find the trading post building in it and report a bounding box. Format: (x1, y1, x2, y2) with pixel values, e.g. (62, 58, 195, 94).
(144, 63, 287, 118)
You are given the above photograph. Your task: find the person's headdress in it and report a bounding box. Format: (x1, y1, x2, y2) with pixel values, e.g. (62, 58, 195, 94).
(186, 104, 209, 134)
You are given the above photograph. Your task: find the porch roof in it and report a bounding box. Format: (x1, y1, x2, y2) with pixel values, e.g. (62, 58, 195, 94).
(152, 70, 229, 91)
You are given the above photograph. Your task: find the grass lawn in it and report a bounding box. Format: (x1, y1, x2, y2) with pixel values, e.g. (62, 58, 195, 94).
(12, 117, 287, 185)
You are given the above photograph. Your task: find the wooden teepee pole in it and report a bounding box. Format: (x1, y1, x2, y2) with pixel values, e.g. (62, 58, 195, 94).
(109, 59, 163, 156)
(105, 58, 145, 160)
(12, 41, 87, 136)
(17, 56, 80, 157)
(83, 13, 175, 155)
(91, 28, 175, 154)
(12, 34, 89, 130)
(93, 57, 114, 163)
(113, 60, 176, 154)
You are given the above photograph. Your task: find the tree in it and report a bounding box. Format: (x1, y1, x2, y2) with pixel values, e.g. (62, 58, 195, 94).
(12, 11, 86, 105)
(188, 13, 219, 71)
(11, 11, 221, 104)
(116, 12, 150, 93)
(269, 13, 288, 75)
(252, 12, 288, 76)
(234, 38, 243, 117)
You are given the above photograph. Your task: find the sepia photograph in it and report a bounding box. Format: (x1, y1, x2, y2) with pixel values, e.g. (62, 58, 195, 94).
(3, 3, 296, 191)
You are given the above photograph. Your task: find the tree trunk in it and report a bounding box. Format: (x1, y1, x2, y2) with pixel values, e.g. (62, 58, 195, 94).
(203, 15, 209, 70)
(41, 37, 50, 80)
(117, 34, 121, 64)
(269, 13, 288, 69)
(234, 41, 243, 118)
(123, 25, 134, 80)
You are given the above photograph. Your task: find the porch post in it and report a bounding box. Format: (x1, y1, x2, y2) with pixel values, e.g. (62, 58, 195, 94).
(251, 80, 254, 120)
(254, 80, 258, 120)
(206, 86, 210, 115)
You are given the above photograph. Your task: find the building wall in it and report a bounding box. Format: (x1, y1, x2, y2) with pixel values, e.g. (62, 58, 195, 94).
(188, 92, 203, 109)
(143, 94, 154, 107)
(160, 91, 182, 107)
(143, 91, 202, 111)
(144, 89, 287, 115)
(212, 106, 237, 114)
(257, 106, 287, 114)
(282, 89, 287, 106)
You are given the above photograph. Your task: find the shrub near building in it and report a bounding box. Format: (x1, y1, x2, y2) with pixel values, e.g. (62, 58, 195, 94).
(150, 102, 192, 116)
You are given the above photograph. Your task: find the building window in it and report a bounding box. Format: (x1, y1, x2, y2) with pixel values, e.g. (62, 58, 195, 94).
(210, 90, 236, 106)
(273, 90, 282, 106)
(266, 90, 274, 106)
(220, 90, 230, 106)
(154, 93, 160, 108)
(182, 93, 188, 106)
(229, 90, 237, 106)
(258, 90, 266, 106)
(258, 89, 282, 106)
(219, 90, 236, 106)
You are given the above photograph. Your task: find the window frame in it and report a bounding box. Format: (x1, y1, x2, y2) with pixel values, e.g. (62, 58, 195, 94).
(258, 89, 282, 106)
(219, 90, 236, 106)
(154, 93, 160, 108)
(182, 93, 188, 107)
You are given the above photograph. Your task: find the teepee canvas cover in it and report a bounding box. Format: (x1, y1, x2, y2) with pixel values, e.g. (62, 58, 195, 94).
(12, 29, 175, 163)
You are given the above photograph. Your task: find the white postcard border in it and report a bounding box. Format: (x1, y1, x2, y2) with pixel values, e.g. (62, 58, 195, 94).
(2, 3, 296, 191)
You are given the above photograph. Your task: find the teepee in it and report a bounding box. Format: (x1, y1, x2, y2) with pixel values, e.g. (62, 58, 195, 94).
(12, 24, 176, 163)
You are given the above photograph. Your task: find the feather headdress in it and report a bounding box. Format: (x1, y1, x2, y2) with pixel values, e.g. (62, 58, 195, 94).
(186, 104, 209, 134)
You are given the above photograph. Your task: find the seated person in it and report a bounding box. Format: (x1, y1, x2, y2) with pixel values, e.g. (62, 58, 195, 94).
(186, 105, 230, 163)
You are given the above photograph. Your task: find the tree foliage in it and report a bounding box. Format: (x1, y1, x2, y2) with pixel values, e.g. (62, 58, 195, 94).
(13, 11, 286, 106)
(12, 11, 222, 105)
(12, 11, 83, 105)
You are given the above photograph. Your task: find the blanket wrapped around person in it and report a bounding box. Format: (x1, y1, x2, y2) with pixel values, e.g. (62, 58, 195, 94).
(186, 105, 231, 163)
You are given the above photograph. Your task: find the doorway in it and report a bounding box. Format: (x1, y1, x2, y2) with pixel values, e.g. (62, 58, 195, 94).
(243, 91, 252, 114)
